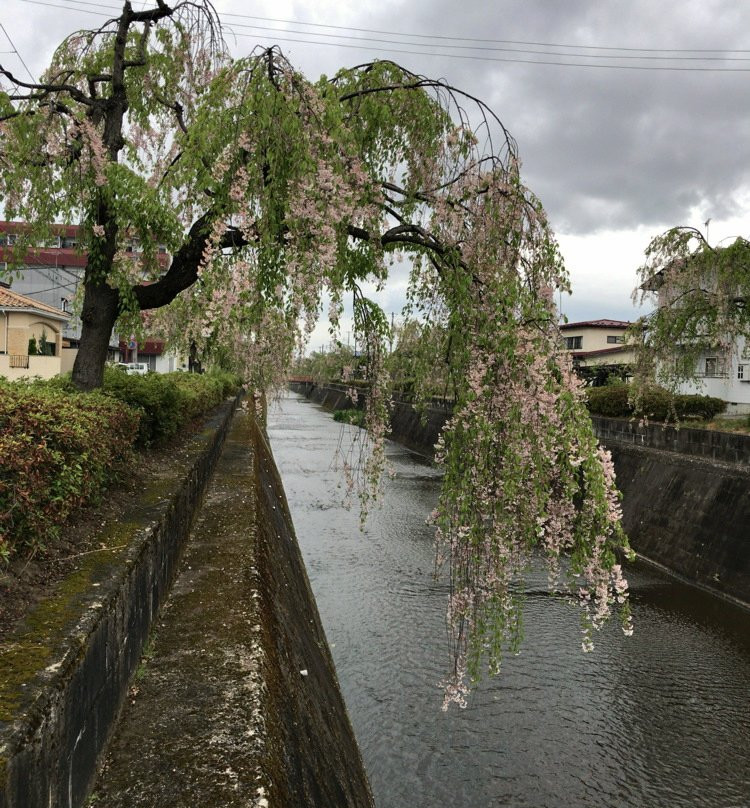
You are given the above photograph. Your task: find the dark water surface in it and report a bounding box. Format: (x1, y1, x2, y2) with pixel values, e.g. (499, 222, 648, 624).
(268, 394, 750, 808)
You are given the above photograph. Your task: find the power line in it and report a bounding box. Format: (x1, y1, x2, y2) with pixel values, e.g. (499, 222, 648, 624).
(12, 0, 750, 72)
(14, 0, 112, 17)
(224, 21, 750, 62)
(57, 0, 750, 55)
(0, 21, 35, 81)
(220, 12, 750, 55)
(224, 30, 750, 72)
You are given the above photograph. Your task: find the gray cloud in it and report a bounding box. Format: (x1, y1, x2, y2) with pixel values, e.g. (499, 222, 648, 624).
(354, 0, 750, 235)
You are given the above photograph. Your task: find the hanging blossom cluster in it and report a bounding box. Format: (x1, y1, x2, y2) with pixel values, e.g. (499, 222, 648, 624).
(430, 322, 634, 708)
(369, 109, 636, 708)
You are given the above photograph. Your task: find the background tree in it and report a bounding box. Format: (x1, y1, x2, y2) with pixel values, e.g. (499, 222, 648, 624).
(632, 227, 750, 399)
(0, 0, 633, 705)
(293, 343, 358, 386)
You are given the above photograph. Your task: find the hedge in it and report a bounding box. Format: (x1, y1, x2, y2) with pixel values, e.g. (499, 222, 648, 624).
(585, 384, 726, 421)
(103, 368, 239, 445)
(0, 383, 139, 562)
(48, 368, 241, 447)
(0, 370, 241, 562)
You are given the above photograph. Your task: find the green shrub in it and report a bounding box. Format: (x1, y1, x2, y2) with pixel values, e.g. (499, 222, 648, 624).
(100, 369, 240, 446)
(0, 370, 241, 562)
(673, 394, 726, 420)
(101, 368, 185, 446)
(333, 408, 365, 426)
(0, 382, 139, 561)
(584, 384, 631, 417)
(585, 383, 725, 421)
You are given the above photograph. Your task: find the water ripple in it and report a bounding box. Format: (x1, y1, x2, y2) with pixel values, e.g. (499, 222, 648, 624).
(269, 394, 750, 808)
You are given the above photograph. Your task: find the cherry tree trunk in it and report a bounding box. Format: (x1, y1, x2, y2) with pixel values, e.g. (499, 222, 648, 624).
(71, 280, 120, 391)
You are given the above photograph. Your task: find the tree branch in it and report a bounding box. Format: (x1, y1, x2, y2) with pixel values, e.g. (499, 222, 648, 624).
(132, 218, 248, 310)
(0, 65, 94, 107)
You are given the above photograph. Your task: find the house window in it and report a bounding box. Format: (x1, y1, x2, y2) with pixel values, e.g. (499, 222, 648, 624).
(705, 357, 718, 377)
(564, 336, 582, 350)
(0, 234, 16, 246)
(739, 365, 746, 380)
(61, 236, 78, 248)
(607, 335, 625, 344)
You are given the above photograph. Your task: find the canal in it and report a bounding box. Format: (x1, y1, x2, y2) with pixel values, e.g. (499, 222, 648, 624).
(268, 393, 750, 808)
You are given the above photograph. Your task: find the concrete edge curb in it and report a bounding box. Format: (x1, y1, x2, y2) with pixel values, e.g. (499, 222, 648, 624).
(249, 417, 376, 807)
(0, 394, 240, 808)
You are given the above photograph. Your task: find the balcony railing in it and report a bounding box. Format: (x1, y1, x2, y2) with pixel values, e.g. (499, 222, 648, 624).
(9, 354, 29, 369)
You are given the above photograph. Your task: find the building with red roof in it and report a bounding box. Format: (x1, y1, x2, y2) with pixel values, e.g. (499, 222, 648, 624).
(559, 318, 634, 384)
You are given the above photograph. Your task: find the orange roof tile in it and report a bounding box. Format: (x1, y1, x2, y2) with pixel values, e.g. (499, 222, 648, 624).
(0, 286, 70, 318)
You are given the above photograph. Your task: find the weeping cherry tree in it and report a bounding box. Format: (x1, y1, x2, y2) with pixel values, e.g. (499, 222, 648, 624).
(0, 0, 633, 706)
(632, 226, 750, 399)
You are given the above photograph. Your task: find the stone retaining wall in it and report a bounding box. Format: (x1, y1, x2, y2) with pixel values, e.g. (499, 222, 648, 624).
(591, 414, 750, 466)
(0, 398, 238, 808)
(607, 440, 750, 605)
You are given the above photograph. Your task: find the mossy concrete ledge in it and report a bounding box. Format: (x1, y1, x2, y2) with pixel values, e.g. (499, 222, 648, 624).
(0, 396, 239, 808)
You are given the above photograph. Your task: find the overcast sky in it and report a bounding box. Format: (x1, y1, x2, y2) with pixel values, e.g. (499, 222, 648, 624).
(3, 0, 750, 341)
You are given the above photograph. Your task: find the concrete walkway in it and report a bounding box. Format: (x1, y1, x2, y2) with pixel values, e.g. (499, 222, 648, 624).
(91, 411, 270, 805)
(90, 411, 373, 807)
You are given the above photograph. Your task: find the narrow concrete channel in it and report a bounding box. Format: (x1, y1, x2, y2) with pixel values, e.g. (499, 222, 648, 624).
(91, 411, 268, 805)
(90, 410, 373, 807)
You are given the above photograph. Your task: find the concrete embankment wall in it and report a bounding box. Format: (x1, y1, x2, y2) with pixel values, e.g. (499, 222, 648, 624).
(288, 382, 450, 456)
(290, 383, 750, 607)
(250, 419, 374, 807)
(591, 417, 750, 607)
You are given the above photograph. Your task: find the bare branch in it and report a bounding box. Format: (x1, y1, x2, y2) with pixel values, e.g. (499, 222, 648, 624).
(0, 64, 94, 107)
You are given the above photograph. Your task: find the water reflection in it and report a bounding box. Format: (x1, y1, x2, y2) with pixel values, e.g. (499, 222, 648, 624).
(269, 394, 750, 808)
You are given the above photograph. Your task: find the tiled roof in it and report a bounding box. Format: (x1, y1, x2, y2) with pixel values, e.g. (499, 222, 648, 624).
(560, 319, 631, 330)
(0, 220, 170, 269)
(0, 220, 80, 237)
(0, 286, 70, 318)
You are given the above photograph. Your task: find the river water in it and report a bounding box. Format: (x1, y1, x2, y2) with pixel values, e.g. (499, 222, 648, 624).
(268, 393, 750, 808)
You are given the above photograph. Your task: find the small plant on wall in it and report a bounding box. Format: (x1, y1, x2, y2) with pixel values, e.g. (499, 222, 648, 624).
(39, 329, 55, 356)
